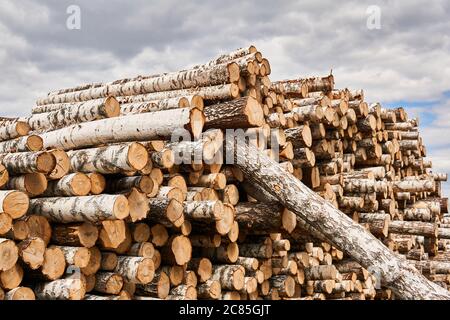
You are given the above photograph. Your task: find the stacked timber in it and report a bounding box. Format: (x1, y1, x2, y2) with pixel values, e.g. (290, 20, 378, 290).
(0, 45, 448, 300)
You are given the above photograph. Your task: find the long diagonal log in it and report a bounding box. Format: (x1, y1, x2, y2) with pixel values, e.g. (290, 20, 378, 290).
(227, 137, 450, 299)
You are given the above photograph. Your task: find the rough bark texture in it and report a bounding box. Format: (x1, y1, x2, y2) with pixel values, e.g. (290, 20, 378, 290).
(68, 143, 148, 174)
(226, 137, 450, 299)
(25, 97, 120, 132)
(204, 97, 264, 129)
(36, 62, 239, 105)
(29, 195, 130, 223)
(41, 108, 204, 150)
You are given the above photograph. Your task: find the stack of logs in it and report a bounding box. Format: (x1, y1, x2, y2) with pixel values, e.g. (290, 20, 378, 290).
(0, 45, 448, 300)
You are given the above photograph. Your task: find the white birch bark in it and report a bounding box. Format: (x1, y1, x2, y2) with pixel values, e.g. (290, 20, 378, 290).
(29, 195, 130, 223)
(226, 136, 450, 300)
(36, 62, 239, 105)
(68, 143, 148, 174)
(25, 97, 120, 132)
(41, 108, 204, 150)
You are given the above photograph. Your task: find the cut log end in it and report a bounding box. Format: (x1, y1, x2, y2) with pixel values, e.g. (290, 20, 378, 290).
(171, 235, 192, 265)
(37, 152, 56, 174)
(70, 173, 92, 196)
(127, 142, 149, 171)
(0, 239, 18, 272)
(3, 191, 29, 219)
(88, 173, 106, 195)
(105, 96, 121, 118)
(27, 135, 43, 151)
(113, 195, 130, 220)
(188, 108, 205, 139)
(41, 247, 66, 280)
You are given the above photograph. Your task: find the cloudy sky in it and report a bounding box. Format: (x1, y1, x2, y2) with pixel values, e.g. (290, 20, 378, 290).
(0, 0, 449, 194)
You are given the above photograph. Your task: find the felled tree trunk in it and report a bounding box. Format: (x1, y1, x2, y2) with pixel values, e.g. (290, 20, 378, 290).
(36, 62, 240, 105)
(0, 190, 29, 219)
(0, 238, 19, 271)
(41, 108, 204, 150)
(210, 265, 245, 291)
(116, 83, 239, 104)
(0, 135, 43, 153)
(226, 136, 450, 300)
(0, 120, 30, 141)
(17, 237, 46, 270)
(68, 143, 148, 174)
(34, 278, 86, 300)
(120, 97, 191, 116)
(114, 256, 154, 284)
(43, 173, 91, 197)
(0, 151, 55, 175)
(29, 195, 130, 223)
(25, 97, 120, 132)
(51, 222, 99, 248)
(204, 97, 264, 129)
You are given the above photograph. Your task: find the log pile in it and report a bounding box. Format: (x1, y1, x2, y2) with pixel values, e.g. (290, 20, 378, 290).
(0, 45, 448, 300)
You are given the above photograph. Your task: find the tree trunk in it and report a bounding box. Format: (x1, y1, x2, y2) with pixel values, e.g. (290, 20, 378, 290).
(116, 83, 239, 104)
(41, 108, 204, 150)
(4, 287, 35, 300)
(204, 97, 264, 129)
(55, 245, 91, 269)
(68, 143, 148, 174)
(0, 135, 43, 153)
(34, 278, 85, 300)
(148, 198, 184, 228)
(43, 173, 91, 197)
(161, 235, 192, 266)
(114, 256, 154, 284)
(0, 121, 30, 141)
(17, 237, 46, 270)
(226, 136, 450, 299)
(211, 265, 245, 291)
(94, 272, 124, 295)
(29, 195, 130, 223)
(0, 239, 18, 271)
(120, 97, 191, 116)
(25, 97, 120, 132)
(135, 270, 170, 299)
(0, 151, 55, 175)
(197, 279, 221, 299)
(36, 62, 240, 105)
(51, 222, 98, 248)
(0, 190, 29, 219)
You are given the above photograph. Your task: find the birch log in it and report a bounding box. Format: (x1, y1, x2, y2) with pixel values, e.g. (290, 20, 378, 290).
(68, 143, 148, 174)
(114, 256, 155, 284)
(226, 136, 450, 299)
(116, 83, 239, 104)
(41, 108, 204, 150)
(0, 135, 43, 153)
(204, 97, 264, 129)
(34, 278, 86, 300)
(43, 173, 91, 197)
(31, 97, 119, 116)
(0, 151, 56, 175)
(120, 97, 194, 116)
(25, 97, 120, 132)
(0, 121, 30, 141)
(0, 190, 29, 219)
(0, 238, 19, 271)
(29, 195, 130, 223)
(6, 173, 48, 197)
(36, 62, 240, 105)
